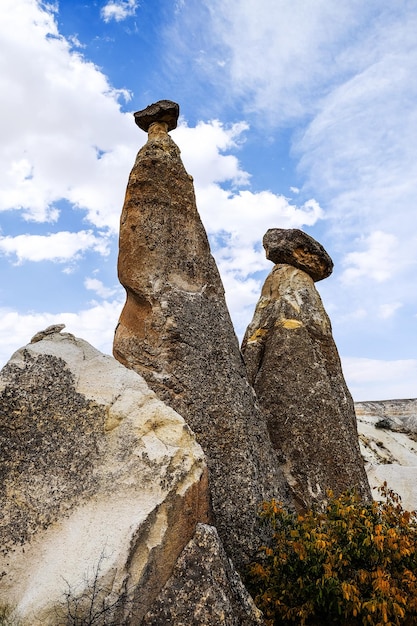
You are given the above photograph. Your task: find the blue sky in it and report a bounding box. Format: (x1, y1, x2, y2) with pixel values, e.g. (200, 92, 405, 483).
(0, 0, 416, 401)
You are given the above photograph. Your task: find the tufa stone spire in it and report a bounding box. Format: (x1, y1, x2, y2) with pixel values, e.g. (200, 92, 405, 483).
(242, 228, 371, 510)
(113, 101, 290, 569)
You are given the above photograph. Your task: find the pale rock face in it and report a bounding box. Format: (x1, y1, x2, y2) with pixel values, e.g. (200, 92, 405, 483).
(242, 264, 371, 509)
(0, 329, 209, 625)
(143, 524, 265, 626)
(356, 399, 417, 511)
(113, 107, 290, 568)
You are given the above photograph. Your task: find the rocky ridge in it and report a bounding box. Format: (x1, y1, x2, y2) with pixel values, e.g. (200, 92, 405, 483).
(355, 399, 417, 511)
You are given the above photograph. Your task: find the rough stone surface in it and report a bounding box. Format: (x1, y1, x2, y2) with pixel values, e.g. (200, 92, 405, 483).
(143, 524, 265, 626)
(113, 112, 289, 569)
(134, 100, 179, 132)
(263, 228, 333, 281)
(356, 399, 417, 511)
(242, 264, 371, 509)
(0, 328, 209, 625)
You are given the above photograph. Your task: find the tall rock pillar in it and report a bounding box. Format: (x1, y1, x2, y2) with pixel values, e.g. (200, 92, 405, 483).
(242, 228, 371, 510)
(113, 101, 289, 568)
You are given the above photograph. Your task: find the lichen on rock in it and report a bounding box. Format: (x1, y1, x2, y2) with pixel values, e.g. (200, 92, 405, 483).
(0, 328, 209, 624)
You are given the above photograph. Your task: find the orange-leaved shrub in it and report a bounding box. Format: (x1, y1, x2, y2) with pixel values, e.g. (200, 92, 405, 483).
(248, 485, 417, 625)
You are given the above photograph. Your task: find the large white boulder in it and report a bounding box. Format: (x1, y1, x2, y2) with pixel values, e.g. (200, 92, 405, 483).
(0, 327, 209, 624)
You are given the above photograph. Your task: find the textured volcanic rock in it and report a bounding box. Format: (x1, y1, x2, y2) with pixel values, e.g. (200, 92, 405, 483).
(263, 228, 333, 281)
(113, 102, 289, 568)
(242, 259, 371, 510)
(143, 524, 265, 626)
(134, 99, 179, 132)
(0, 328, 209, 625)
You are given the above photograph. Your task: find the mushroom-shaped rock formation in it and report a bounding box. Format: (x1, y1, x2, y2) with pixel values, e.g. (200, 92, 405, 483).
(113, 101, 290, 569)
(134, 99, 179, 132)
(263, 228, 333, 281)
(242, 229, 371, 510)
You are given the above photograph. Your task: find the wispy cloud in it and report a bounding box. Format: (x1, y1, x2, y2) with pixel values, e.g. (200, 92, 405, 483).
(343, 357, 417, 402)
(101, 0, 138, 23)
(341, 231, 399, 284)
(0, 0, 137, 229)
(175, 120, 324, 337)
(379, 303, 402, 320)
(84, 277, 120, 299)
(0, 231, 110, 264)
(167, 0, 373, 124)
(0, 299, 124, 368)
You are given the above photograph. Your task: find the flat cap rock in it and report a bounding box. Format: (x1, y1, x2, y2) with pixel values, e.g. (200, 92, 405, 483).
(263, 228, 333, 281)
(134, 100, 179, 132)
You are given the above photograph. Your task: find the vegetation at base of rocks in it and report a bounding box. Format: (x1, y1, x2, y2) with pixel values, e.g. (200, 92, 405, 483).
(247, 484, 417, 625)
(54, 552, 131, 626)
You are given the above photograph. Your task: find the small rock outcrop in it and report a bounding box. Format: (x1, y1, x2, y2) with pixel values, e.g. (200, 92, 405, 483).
(242, 229, 371, 509)
(0, 327, 209, 624)
(113, 101, 289, 568)
(143, 524, 265, 626)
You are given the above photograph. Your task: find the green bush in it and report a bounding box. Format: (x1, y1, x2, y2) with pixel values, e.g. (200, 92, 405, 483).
(248, 485, 417, 625)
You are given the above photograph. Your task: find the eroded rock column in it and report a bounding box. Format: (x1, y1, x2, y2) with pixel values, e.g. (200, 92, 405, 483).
(242, 228, 371, 509)
(113, 101, 289, 568)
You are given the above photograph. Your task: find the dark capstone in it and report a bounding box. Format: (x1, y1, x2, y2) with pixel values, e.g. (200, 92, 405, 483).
(263, 228, 333, 281)
(134, 100, 180, 132)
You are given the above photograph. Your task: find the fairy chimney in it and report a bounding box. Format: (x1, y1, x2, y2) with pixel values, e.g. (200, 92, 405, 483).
(242, 228, 371, 509)
(113, 101, 290, 568)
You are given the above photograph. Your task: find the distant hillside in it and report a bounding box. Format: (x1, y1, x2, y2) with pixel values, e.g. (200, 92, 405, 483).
(355, 398, 417, 510)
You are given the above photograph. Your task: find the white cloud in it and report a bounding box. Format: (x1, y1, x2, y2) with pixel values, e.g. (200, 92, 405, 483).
(0, 231, 110, 264)
(0, 0, 138, 230)
(169, 0, 369, 124)
(379, 302, 402, 320)
(343, 357, 417, 402)
(0, 298, 125, 369)
(341, 231, 399, 284)
(175, 119, 324, 337)
(84, 277, 120, 299)
(293, 8, 417, 289)
(174, 120, 250, 187)
(169, 1, 417, 359)
(101, 0, 138, 23)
